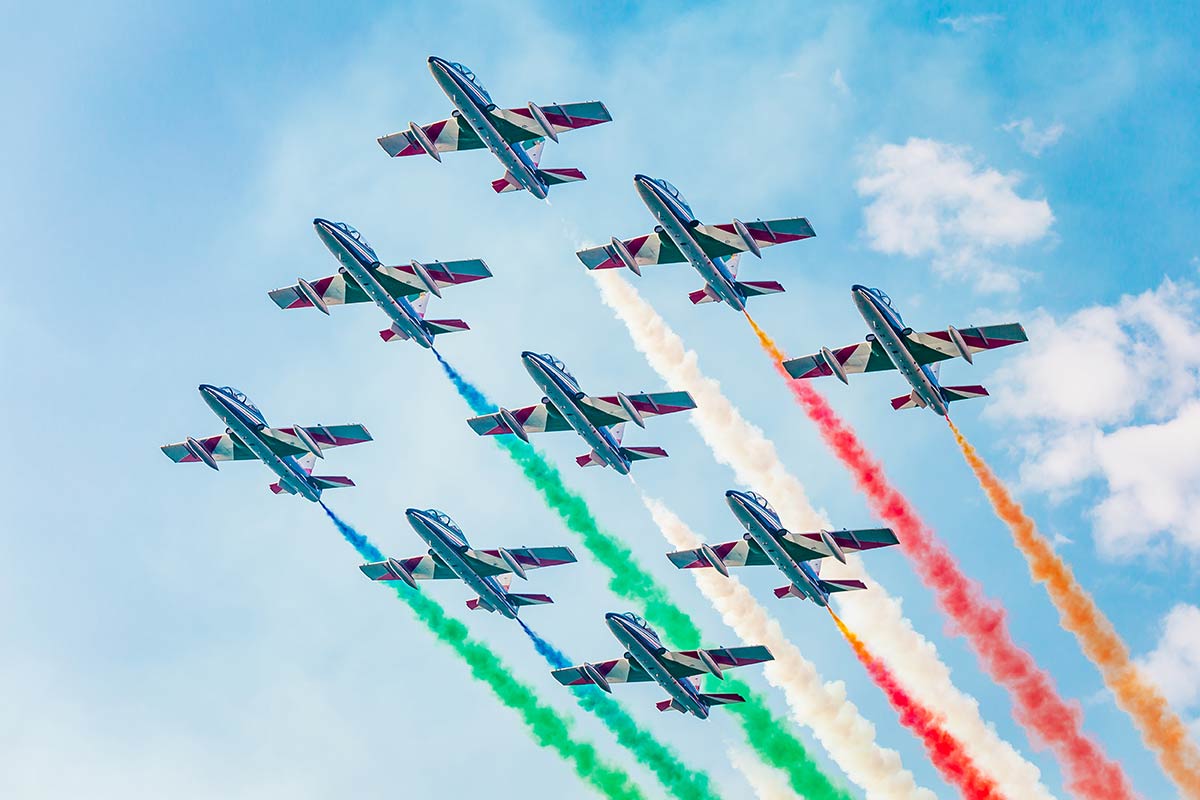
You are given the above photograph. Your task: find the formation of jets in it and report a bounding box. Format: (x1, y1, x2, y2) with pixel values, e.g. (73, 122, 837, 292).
(161, 56, 1033, 720)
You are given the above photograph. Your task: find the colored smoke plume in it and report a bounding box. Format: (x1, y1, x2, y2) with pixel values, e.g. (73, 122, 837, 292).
(641, 494, 937, 800)
(828, 609, 1003, 800)
(517, 622, 724, 800)
(743, 312, 1138, 800)
(592, 270, 1054, 800)
(728, 748, 803, 800)
(947, 420, 1200, 799)
(433, 353, 851, 800)
(319, 506, 647, 800)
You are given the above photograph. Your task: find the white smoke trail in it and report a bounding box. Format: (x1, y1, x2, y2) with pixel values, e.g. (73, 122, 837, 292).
(596, 270, 1056, 800)
(645, 495, 935, 800)
(728, 747, 806, 800)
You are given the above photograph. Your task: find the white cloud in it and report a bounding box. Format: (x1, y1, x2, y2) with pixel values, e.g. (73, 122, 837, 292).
(831, 67, 849, 94)
(1137, 605, 1200, 719)
(938, 14, 1005, 32)
(988, 279, 1200, 556)
(1003, 117, 1066, 156)
(856, 138, 1054, 291)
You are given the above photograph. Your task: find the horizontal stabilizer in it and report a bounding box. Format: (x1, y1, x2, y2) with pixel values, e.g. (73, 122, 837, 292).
(655, 698, 687, 713)
(537, 167, 587, 186)
(734, 279, 785, 298)
(268, 481, 294, 496)
(941, 384, 989, 402)
(774, 584, 805, 599)
(699, 692, 746, 707)
(688, 285, 721, 305)
(380, 324, 410, 343)
(425, 318, 470, 336)
(819, 578, 868, 594)
(576, 450, 606, 468)
(621, 445, 668, 462)
(310, 475, 355, 490)
(492, 171, 523, 193)
(890, 391, 925, 411)
(465, 597, 496, 613)
(507, 593, 554, 607)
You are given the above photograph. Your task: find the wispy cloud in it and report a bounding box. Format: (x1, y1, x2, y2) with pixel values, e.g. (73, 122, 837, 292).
(939, 13, 1005, 33)
(1004, 118, 1066, 156)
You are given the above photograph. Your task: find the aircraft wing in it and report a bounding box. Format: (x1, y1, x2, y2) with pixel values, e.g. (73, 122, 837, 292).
(258, 424, 373, 458)
(692, 217, 816, 259)
(783, 339, 895, 381)
(576, 232, 686, 271)
(378, 116, 487, 158)
(552, 657, 654, 687)
(667, 538, 774, 570)
(905, 323, 1029, 365)
(467, 403, 573, 437)
(661, 646, 775, 677)
(490, 101, 613, 144)
(578, 391, 697, 428)
(269, 273, 372, 311)
(778, 527, 900, 562)
(360, 554, 459, 581)
(161, 433, 259, 464)
(373, 259, 493, 298)
(464, 546, 578, 577)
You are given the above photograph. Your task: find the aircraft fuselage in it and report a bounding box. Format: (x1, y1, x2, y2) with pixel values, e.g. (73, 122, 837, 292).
(198, 385, 320, 502)
(521, 352, 630, 474)
(634, 175, 743, 309)
(313, 219, 433, 348)
(605, 613, 708, 718)
(406, 509, 517, 618)
(852, 285, 948, 416)
(725, 491, 829, 606)
(428, 57, 548, 200)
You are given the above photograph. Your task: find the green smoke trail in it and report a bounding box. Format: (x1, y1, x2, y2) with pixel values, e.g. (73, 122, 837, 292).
(322, 505, 647, 800)
(435, 355, 852, 800)
(521, 621, 722, 800)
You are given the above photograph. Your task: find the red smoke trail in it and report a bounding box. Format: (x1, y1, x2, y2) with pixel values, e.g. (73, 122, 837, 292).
(829, 609, 1003, 800)
(745, 314, 1139, 800)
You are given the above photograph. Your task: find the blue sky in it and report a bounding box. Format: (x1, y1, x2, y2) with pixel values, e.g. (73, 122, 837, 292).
(3, 1, 1198, 797)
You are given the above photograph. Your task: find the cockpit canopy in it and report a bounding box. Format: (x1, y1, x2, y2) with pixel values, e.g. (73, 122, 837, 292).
(868, 288, 904, 324)
(333, 221, 377, 261)
(539, 353, 579, 388)
(423, 509, 463, 536)
(619, 611, 661, 644)
(219, 386, 263, 421)
(746, 491, 776, 516)
(450, 62, 491, 104)
(655, 178, 693, 217)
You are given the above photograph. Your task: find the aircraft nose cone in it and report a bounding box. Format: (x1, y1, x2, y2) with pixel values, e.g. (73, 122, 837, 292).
(724, 489, 751, 510)
(850, 284, 869, 293)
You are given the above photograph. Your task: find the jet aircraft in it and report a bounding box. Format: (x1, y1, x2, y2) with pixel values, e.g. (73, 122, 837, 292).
(783, 285, 1029, 415)
(360, 508, 577, 619)
(667, 490, 899, 606)
(576, 175, 815, 310)
(378, 57, 612, 199)
(160, 385, 372, 501)
(551, 612, 774, 718)
(466, 352, 696, 475)
(269, 219, 492, 349)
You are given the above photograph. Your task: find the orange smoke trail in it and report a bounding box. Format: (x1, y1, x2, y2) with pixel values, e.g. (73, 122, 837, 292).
(947, 419, 1200, 799)
(828, 609, 1004, 800)
(745, 311, 1139, 800)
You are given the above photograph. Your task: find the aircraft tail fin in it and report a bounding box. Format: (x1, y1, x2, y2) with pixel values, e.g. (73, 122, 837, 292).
(734, 279, 786, 298)
(425, 319, 470, 336)
(537, 167, 587, 186)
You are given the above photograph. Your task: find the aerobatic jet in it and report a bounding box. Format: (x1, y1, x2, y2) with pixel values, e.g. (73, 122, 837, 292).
(466, 352, 696, 475)
(269, 219, 492, 349)
(160, 385, 372, 502)
(378, 57, 612, 199)
(551, 612, 774, 719)
(575, 175, 815, 310)
(667, 490, 899, 606)
(783, 285, 1029, 416)
(359, 508, 577, 619)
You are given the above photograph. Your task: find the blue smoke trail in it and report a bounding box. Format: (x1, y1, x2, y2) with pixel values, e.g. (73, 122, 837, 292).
(433, 348, 493, 415)
(518, 618, 571, 668)
(320, 501, 382, 561)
